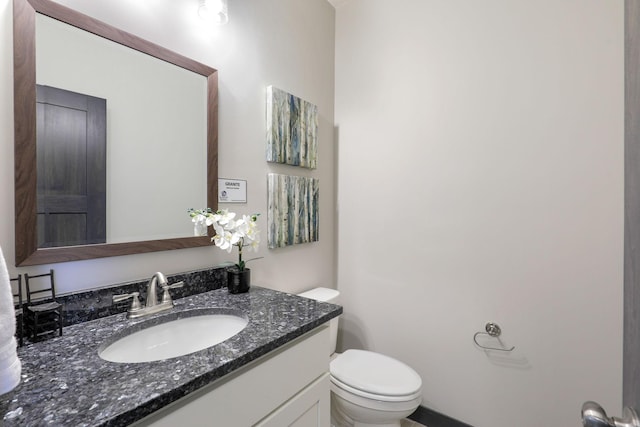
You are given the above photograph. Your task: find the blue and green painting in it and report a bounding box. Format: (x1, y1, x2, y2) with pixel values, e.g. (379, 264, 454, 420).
(267, 173, 319, 248)
(266, 86, 318, 169)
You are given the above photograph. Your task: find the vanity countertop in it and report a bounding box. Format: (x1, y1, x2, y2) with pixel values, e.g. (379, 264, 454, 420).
(0, 286, 342, 427)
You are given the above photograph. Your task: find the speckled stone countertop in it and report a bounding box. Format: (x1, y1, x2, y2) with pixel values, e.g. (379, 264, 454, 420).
(1, 286, 342, 427)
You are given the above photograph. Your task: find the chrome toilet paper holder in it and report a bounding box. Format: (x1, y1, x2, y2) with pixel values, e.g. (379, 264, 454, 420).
(473, 322, 515, 352)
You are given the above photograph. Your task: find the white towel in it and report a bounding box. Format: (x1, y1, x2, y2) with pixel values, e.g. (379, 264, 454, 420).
(0, 245, 21, 395)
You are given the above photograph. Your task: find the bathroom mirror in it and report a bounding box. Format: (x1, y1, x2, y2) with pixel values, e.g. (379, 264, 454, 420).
(14, 0, 218, 266)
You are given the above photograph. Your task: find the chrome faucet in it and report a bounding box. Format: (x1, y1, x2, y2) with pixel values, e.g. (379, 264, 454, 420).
(112, 272, 184, 319)
(146, 272, 167, 308)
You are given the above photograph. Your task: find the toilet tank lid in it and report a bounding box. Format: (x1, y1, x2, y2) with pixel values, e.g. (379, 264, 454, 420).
(298, 287, 340, 304)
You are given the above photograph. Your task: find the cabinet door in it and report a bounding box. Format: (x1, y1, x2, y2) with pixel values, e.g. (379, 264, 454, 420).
(255, 373, 330, 427)
(132, 326, 330, 427)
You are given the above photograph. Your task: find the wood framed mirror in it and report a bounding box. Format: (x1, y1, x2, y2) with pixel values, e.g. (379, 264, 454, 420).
(13, 0, 218, 266)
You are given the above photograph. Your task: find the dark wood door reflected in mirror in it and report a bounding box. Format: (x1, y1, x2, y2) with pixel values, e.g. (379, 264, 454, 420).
(13, 0, 218, 266)
(36, 85, 107, 248)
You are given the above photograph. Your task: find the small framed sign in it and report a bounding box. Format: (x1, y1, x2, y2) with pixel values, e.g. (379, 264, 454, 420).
(218, 178, 247, 203)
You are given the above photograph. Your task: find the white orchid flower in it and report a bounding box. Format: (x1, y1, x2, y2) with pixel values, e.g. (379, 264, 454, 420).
(204, 212, 216, 226)
(213, 209, 236, 226)
(192, 214, 208, 236)
(247, 222, 259, 239)
(239, 215, 259, 236)
(247, 233, 260, 251)
(212, 224, 233, 252)
(190, 209, 261, 270)
(224, 219, 241, 234)
(230, 231, 242, 245)
(234, 216, 250, 237)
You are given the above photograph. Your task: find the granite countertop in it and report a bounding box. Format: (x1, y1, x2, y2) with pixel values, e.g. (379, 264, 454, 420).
(1, 286, 342, 427)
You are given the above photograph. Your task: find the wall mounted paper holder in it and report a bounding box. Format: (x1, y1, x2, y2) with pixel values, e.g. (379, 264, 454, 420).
(473, 322, 515, 352)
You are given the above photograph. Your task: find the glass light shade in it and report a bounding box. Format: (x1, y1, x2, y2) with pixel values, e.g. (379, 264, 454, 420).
(198, 0, 229, 25)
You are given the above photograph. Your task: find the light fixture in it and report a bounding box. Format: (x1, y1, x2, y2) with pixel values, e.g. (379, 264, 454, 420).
(198, 0, 229, 25)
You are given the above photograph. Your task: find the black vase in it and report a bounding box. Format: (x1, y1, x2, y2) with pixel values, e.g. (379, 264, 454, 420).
(227, 268, 250, 294)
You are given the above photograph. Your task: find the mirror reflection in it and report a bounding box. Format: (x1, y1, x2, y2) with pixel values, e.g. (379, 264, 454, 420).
(36, 14, 207, 247)
(14, 0, 218, 266)
(36, 83, 107, 247)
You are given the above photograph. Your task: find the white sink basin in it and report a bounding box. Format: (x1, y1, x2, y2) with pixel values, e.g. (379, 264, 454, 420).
(99, 310, 248, 363)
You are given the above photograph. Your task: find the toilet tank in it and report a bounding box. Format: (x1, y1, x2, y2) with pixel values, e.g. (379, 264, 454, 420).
(298, 287, 340, 355)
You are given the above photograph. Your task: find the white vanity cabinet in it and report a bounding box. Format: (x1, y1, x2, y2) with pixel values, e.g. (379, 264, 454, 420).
(133, 325, 331, 427)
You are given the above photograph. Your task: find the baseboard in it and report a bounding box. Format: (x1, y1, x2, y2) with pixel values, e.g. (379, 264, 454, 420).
(408, 405, 474, 427)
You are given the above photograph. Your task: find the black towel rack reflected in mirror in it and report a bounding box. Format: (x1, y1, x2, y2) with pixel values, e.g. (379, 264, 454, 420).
(473, 322, 515, 352)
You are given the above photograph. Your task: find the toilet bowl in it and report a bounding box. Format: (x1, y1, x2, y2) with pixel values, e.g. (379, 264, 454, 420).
(298, 288, 422, 427)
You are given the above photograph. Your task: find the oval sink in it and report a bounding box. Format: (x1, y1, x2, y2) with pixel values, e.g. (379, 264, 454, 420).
(99, 310, 248, 363)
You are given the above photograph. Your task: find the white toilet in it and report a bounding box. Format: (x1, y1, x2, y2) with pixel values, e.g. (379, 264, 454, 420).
(299, 287, 422, 427)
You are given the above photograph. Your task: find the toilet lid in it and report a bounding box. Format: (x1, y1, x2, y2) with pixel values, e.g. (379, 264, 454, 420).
(330, 350, 422, 397)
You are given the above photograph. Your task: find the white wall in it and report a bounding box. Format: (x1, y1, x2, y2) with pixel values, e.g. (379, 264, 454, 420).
(334, 1, 623, 426)
(0, 0, 335, 295)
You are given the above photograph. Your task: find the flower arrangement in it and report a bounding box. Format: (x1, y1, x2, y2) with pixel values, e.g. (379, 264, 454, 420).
(188, 208, 260, 271)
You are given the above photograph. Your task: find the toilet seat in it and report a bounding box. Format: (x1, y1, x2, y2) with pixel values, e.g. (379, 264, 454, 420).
(330, 376, 422, 404)
(330, 350, 422, 402)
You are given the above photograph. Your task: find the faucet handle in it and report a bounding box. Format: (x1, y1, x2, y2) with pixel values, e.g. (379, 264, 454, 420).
(161, 281, 184, 305)
(112, 292, 141, 310)
(165, 281, 184, 289)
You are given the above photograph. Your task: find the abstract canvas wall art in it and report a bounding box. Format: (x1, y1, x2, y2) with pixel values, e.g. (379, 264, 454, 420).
(267, 173, 319, 248)
(266, 86, 318, 169)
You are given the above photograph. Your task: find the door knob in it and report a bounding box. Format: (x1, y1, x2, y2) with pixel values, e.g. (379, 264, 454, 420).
(582, 401, 640, 427)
